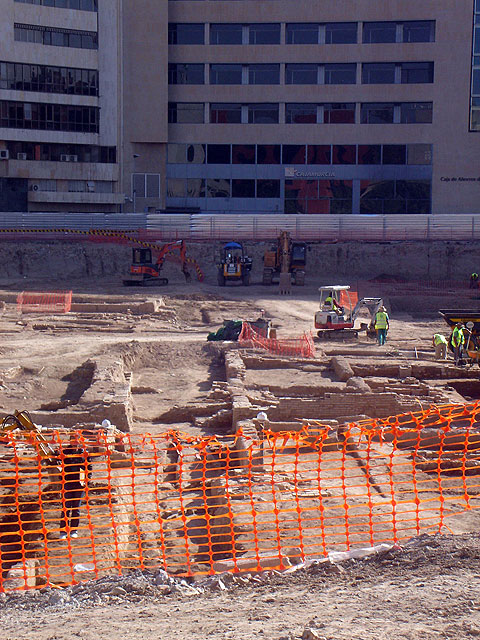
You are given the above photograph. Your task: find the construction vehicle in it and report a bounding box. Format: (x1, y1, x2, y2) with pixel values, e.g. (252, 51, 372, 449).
(123, 240, 191, 286)
(439, 310, 480, 364)
(262, 231, 307, 286)
(315, 285, 383, 340)
(1, 409, 60, 468)
(217, 242, 252, 286)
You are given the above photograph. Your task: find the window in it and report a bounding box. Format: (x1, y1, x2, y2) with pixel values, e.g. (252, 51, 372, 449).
(248, 64, 280, 85)
(232, 179, 255, 197)
(286, 64, 318, 84)
(407, 144, 432, 165)
(210, 24, 242, 45)
(363, 22, 397, 44)
(168, 24, 204, 45)
(232, 144, 255, 164)
(325, 22, 357, 44)
(285, 179, 352, 214)
(210, 103, 242, 123)
(286, 103, 317, 124)
(383, 145, 407, 164)
(168, 64, 204, 85)
(400, 102, 433, 123)
(14, 24, 98, 49)
(210, 64, 242, 85)
(168, 103, 204, 123)
(167, 179, 186, 198)
(323, 103, 355, 124)
(307, 145, 331, 164)
(360, 179, 430, 214)
(286, 23, 319, 45)
(187, 179, 205, 197)
(400, 62, 434, 84)
(8, 142, 115, 163)
(34, 179, 56, 192)
(248, 104, 278, 124)
(361, 103, 394, 124)
(207, 144, 231, 164)
(249, 24, 280, 45)
(324, 64, 356, 84)
(472, 4, 480, 130)
(362, 63, 396, 84)
(358, 145, 381, 165)
(186, 144, 205, 163)
(0, 100, 99, 132)
(132, 174, 160, 199)
(282, 145, 306, 164)
(332, 145, 356, 164)
(68, 180, 86, 192)
(403, 21, 435, 43)
(0, 62, 98, 96)
(257, 179, 280, 198)
(257, 144, 280, 164)
(168, 143, 186, 163)
(15, 0, 97, 10)
(207, 178, 230, 198)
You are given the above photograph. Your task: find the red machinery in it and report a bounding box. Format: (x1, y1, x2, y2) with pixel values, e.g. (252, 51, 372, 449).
(123, 240, 191, 286)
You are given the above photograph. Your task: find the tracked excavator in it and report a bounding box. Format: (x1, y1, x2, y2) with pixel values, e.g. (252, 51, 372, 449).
(123, 240, 192, 286)
(262, 231, 307, 287)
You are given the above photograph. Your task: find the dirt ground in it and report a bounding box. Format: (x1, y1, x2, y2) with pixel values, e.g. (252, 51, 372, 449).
(1, 269, 480, 639)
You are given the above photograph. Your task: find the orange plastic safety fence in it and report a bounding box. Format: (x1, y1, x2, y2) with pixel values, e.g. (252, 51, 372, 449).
(238, 322, 315, 359)
(338, 290, 358, 309)
(0, 403, 479, 591)
(17, 291, 72, 314)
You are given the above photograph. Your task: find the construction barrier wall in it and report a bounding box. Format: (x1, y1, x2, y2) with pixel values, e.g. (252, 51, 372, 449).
(0, 404, 479, 591)
(17, 291, 73, 314)
(238, 322, 315, 359)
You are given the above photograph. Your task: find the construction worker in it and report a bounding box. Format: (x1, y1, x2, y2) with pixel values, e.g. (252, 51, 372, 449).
(470, 272, 479, 289)
(323, 295, 342, 314)
(432, 333, 448, 360)
(374, 306, 389, 346)
(59, 432, 91, 540)
(451, 323, 465, 366)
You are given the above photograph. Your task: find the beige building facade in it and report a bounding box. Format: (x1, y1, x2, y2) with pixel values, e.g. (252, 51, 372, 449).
(0, 0, 479, 215)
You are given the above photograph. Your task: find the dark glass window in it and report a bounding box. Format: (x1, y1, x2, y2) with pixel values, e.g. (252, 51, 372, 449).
(307, 145, 331, 164)
(361, 103, 394, 124)
(285, 64, 317, 84)
(210, 64, 242, 85)
(257, 144, 281, 164)
(400, 102, 433, 123)
(323, 103, 355, 124)
(15, 0, 97, 9)
(403, 21, 435, 43)
(232, 179, 255, 197)
(248, 64, 280, 84)
(383, 145, 407, 164)
(358, 145, 381, 164)
(332, 145, 356, 164)
(401, 62, 434, 84)
(248, 104, 279, 124)
(325, 22, 357, 44)
(168, 64, 204, 85)
(210, 103, 242, 123)
(286, 23, 319, 45)
(6, 141, 115, 163)
(286, 103, 317, 124)
(14, 24, 98, 49)
(168, 23, 204, 45)
(324, 64, 356, 84)
(232, 144, 255, 164)
(0, 100, 98, 132)
(362, 63, 396, 84)
(168, 103, 204, 123)
(0, 61, 98, 96)
(249, 24, 280, 45)
(207, 144, 231, 164)
(207, 179, 230, 198)
(363, 22, 397, 43)
(257, 179, 280, 198)
(210, 24, 242, 45)
(282, 145, 306, 164)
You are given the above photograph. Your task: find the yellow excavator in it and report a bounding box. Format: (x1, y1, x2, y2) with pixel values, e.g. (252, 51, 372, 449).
(0, 410, 59, 468)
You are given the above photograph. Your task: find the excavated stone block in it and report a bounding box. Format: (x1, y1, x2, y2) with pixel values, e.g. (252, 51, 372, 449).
(331, 356, 355, 382)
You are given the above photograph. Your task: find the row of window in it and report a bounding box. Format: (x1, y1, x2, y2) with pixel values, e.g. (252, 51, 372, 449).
(0, 62, 98, 96)
(6, 142, 116, 163)
(168, 62, 434, 86)
(167, 143, 432, 166)
(14, 24, 98, 49)
(168, 102, 433, 125)
(30, 180, 113, 193)
(471, 1, 480, 131)
(169, 21, 435, 45)
(0, 101, 99, 133)
(15, 0, 97, 10)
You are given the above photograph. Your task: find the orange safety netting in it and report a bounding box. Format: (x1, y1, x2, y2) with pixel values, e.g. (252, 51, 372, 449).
(17, 291, 72, 314)
(0, 403, 479, 591)
(338, 289, 359, 309)
(238, 322, 315, 358)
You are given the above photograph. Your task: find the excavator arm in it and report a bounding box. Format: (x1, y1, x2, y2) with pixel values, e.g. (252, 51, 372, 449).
(155, 240, 191, 281)
(1, 409, 59, 465)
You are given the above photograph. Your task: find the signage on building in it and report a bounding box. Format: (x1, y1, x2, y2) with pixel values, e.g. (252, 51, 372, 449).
(285, 167, 336, 178)
(440, 176, 480, 183)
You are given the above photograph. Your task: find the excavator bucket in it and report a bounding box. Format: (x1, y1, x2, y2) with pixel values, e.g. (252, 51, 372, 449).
(279, 272, 292, 295)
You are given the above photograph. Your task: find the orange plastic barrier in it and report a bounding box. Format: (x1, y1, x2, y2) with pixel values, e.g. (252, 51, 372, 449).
(0, 403, 479, 591)
(17, 291, 72, 314)
(339, 289, 358, 309)
(238, 322, 315, 358)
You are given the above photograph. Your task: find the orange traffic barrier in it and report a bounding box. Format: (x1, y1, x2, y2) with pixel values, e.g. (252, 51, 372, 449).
(17, 291, 72, 314)
(0, 404, 479, 591)
(238, 322, 315, 358)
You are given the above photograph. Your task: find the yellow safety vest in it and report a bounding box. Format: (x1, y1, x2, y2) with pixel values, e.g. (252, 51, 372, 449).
(452, 327, 464, 347)
(375, 311, 389, 330)
(434, 334, 447, 346)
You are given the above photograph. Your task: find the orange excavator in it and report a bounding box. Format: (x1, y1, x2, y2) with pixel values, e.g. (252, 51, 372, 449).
(123, 240, 192, 286)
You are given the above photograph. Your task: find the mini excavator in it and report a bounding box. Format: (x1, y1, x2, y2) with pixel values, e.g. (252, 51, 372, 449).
(123, 240, 192, 286)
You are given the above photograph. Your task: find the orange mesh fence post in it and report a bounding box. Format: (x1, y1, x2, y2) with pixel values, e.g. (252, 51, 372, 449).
(17, 291, 72, 314)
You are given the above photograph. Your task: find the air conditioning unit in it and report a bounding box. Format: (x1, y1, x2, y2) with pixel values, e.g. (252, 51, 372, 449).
(86, 181, 95, 192)
(17, 152, 27, 161)
(0, 149, 9, 160)
(30, 184, 39, 192)
(60, 154, 78, 162)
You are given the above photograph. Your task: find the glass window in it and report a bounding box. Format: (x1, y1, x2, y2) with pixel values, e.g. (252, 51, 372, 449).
(168, 64, 204, 85)
(257, 144, 280, 164)
(210, 24, 242, 45)
(207, 178, 230, 198)
(324, 64, 356, 85)
(325, 22, 357, 44)
(210, 103, 242, 123)
(186, 143, 206, 164)
(248, 103, 279, 124)
(360, 180, 395, 214)
(168, 23, 204, 45)
(282, 145, 306, 164)
(167, 179, 186, 198)
(403, 21, 435, 43)
(168, 102, 204, 123)
(332, 145, 356, 164)
(383, 145, 406, 164)
(232, 144, 255, 164)
(207, 144, 231, 164)
(257, 179, 280, 198)
(210, 64, 242, 85)
(323, 103, 355, 124)
(400, 102, 433, 123)
(286, 23, 319, 45)
(363, 22, 397, 43)
(146, 175, 160, 198)
(285, 64, 318, 84)
(407, 144, 432, 165)
(248, 64, 280, 85)
(168, 143, 185, 163)
(362, 63, 396, 84)
(249, 24, 280, 45)
(187, 178, 205, 197)
(358, 145, 381, 164)
(361, 103, 394, 124)
(401, 62, 434, 84)
(286, 103, 317, 124)
(232, 179, 255, 197)
(307, 145, 331, 164)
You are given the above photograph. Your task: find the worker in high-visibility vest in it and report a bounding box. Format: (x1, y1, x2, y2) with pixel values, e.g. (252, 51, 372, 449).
(451, 323, 465, 366)
(470, 272, 479, 289)
(323, 295, 342, 314)
(432, 333, 448, 360)
(374, 306, 390, 346)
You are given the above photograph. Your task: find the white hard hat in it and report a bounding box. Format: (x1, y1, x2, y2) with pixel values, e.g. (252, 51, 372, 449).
(256, 412, 268, 421)
(101, 419, 112, 429)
